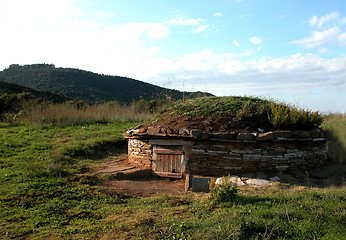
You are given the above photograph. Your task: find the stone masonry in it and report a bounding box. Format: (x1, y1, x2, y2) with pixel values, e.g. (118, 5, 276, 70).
(124, 128, 328, 176)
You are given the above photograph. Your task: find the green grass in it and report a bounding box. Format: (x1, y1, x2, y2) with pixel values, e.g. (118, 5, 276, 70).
(163, 96, 264, 117)
(0, 121, 140, 239)
(0, 118, 345, 239)
(161, 96, 323, 130)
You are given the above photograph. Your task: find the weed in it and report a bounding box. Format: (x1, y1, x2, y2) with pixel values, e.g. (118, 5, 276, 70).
(209, 175, 239, 205)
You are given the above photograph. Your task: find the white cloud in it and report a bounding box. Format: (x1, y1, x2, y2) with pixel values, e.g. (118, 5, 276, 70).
(309, 11, 339, 28)
(338, 32, 346, 45)
(341, 17, 346, 25)
(295, 12, 346, 48)
(144, 23, 170, 40)
(319, 48, 328, 53)
(194, 25, 209, 34)
(148, 51, 346, 111)
(249, 37, 262, 45)
(233, 40, 240, 47)
(292, 27, 339, 48)
(165, 17, 202, 26)
(214, 12, 223, 17)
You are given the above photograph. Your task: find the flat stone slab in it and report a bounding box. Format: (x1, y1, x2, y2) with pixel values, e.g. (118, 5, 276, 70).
(215, 176, 245, 186)
(245, 179, 271, 187)
(190, 176, 211, 192)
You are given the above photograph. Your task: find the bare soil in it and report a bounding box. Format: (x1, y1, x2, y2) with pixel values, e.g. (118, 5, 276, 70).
(96, 157, 186, 197)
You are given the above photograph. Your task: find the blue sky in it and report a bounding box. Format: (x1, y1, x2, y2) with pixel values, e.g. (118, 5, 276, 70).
(0, 0, 345, 113)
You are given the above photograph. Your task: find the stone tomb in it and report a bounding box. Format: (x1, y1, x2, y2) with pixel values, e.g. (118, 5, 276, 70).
(123, 127, 328, 178)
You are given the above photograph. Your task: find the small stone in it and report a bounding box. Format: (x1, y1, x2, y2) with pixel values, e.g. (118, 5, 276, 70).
(179, 128, 190, 136)
(272, 131, 291, 139)
(258, 128, 265, 133)
(313, 138, 327, 142)
(257, 132, 273, 141)
(270, 176, 280, 181)
(147, 127, 160, 135)
(295, 130, 311, 138)
(190, 129, 202, 138)
(138, 128, 146, 133)
(210, 133, 237, 140)
(237, 133, 256, 140)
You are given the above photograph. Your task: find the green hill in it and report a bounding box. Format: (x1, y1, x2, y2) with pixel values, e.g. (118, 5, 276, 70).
(0, 80, 71, 104)
(0, 81, 72, 119)
(0, 64, 212, 104)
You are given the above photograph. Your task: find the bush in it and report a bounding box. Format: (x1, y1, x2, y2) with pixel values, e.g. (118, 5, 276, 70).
(268, 102, 323, 130)
(0, 92, 37, 119)
(209, 175, 239, 205)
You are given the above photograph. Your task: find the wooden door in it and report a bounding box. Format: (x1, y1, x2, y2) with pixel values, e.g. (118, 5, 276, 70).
(153, 146, 183, 178)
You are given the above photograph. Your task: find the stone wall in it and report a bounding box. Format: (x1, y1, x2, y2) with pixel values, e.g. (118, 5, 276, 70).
(187, 138, 326, 176)
(125, 129, 328, 176)
(127, 139, 152, 168)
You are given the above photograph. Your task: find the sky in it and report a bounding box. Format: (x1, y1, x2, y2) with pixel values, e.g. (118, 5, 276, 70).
(0, 0, 345, 113)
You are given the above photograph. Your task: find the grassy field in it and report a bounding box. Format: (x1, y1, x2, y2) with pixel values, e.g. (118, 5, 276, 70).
(0, 103, 345, 239)
(0, 121, 141, 239)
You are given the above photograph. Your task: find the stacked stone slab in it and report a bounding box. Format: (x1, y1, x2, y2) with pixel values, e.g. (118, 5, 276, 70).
(124, 127, 327, 176)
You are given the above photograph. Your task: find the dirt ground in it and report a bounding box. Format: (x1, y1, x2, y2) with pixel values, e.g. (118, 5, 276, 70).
(93, 156, 345, 197)
(96, 157, 186, 196)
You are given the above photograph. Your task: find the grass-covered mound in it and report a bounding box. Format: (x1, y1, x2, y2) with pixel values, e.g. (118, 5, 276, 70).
(148, 96, 323, 132)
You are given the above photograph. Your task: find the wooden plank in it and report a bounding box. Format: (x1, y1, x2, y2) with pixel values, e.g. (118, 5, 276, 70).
(176, 155, 182, 173)
(155, 149, 184, 155)
(154, 153, 183, 175)
(157, 155, 163, 172)
(153, 172, 183, 179)
(170, 154, 174, 172)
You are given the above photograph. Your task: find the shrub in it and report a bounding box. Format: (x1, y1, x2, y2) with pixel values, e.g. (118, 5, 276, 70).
(0, 92, 37, 119)
(209, 175, 239, 205)
(268, 102, 323, 130)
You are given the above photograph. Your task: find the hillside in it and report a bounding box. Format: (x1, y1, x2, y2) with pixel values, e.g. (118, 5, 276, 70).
(0, 64, 212, 104)
(0, 80, 71, 104)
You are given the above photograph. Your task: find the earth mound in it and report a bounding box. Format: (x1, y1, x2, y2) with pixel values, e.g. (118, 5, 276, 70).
(139, 96, 323, 134)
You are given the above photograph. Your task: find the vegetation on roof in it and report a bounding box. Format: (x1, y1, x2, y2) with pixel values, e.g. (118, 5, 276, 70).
(161, 96, 324, 130)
